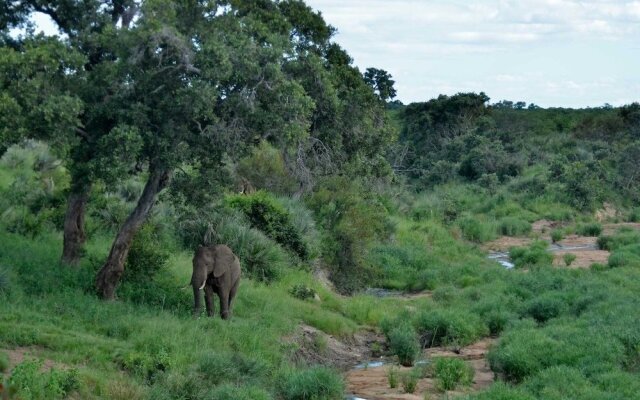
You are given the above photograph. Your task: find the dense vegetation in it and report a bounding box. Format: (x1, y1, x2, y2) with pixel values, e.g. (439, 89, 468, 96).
(2, 1, 640, 399)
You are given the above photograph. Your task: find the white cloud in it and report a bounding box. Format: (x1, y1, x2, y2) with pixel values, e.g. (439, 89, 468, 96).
(305, 0, 640, 106)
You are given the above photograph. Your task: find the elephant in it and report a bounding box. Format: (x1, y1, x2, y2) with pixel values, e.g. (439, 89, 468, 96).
(191, 244, 241, 319)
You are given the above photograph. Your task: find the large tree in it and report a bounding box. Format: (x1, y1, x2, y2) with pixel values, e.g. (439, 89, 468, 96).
(3, 0, 140, 265)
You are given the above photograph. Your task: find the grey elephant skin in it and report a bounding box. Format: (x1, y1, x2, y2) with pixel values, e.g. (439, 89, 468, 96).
(191, 244, 241, 319)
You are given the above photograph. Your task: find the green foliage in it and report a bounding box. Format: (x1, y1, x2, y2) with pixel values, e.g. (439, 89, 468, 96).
(8, 360, 79, 400)
(457, 215, 497, 243)
(414, 309, 489, 347)
(0, 265, 10, 295)
(289, 284, 317, 301)
(308, 177, 393, 293)
(510, 241, 553, 268)
(388, 324, 420, 367)
(227, 191, 309, 260)
(597, 229, 640, 251)
(551, 229, 564, 243)
(497, 217, 531, 237)
(118, 348, 171, 383)
(563, 253, 577, 267)
(467, 382, 535, 400)
(400, 368, 420, 393)
(387, 366, 399, 388)
(576, 223, 602, 236)
(0, 351, 8, 373)
(236, 141, 297, 195)
(124, 224, 169, 284)
(197, 351, 266, 387)
(522, 292, 567, 323)
(608, 245, 640, 268)
(276, 366, 344, 400)
(433, 357, 474, 391)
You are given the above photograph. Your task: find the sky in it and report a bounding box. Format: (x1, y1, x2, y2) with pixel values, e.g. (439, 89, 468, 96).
(304, 0, 640, 108)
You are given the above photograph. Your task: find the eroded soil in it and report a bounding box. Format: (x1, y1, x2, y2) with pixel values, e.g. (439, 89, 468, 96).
(346, 339, 495, 400)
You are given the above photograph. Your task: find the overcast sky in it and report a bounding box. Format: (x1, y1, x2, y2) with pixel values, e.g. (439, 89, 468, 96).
(304, 0, 640, 107)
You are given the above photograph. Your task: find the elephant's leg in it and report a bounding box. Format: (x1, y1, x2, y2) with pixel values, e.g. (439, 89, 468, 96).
(228, 278, 240, 317)
(204, 284, 215, 317)
(218, 288, 231, 320)
(192, 286, 202, 317)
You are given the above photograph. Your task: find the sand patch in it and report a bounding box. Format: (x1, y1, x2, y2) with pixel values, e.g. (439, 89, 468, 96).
(346, 339, 495, 400)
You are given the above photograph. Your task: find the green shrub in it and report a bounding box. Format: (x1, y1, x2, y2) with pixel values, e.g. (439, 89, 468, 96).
(203, 384, 272, 400)
(522, 292, 567, 323)
(576, 223, 602, 237)
(289, 284, 317, 301)
(197, 351, 266, 386)
(509, 241, 553, 268)
(118, 348, 171, 383)
(550, 229, 564, 244)
(414, 309, 488, 347)
(388, 325, 420, 367)
(608, 245, 640, 268)
(597, 229, 640, 251)
(467, 382, 535, 400)
(8, 359, 79, 400)
(628, 208, 640, 223)
(433, 357, 474, 391)
(124, 224, 169, 284)
(563, 253, 577, 267)
(387, 366, 399, 388)
(497, 217, 531, 237)
(0, 265, 10, 295)
(227, 191, 309, 260)
(457, 215, 497, 243)
(0, 351, 8, 373)
(277, 366, 344, 400)
(400, 368, 420, 393)
(524, 366, 606, 400)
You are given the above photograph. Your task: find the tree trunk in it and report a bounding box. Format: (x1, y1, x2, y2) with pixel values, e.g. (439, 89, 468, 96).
(61, 188, 90, 266)
(95, 167, 171, 300)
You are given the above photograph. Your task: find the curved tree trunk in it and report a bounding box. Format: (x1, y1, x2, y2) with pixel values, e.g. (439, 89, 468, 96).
(95, 167, 171, 300)
(61, 188, 90, 266)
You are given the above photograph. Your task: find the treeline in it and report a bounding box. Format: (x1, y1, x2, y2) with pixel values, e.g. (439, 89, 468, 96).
(394, 94, 640, 209)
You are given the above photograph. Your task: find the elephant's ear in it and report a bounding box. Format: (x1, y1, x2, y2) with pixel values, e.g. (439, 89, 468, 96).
(213, 245, 235, 278)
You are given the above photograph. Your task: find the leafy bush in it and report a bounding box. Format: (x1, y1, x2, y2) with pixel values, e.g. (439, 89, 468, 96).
(597, 229, 640, 251)
(308, 177, 393, 294)
(124, 224, 169, 283)
(387, 366, 398, 388)
(197, 351, 266, 386)
(497, 217, 531, 237)
(457, 215, 497, 243)
(0, 265, 10, 295)
(289, 284, 317, 301)
(433, 357, 474, 391)
(227, 191, 309, 260)
(400, 368, 420, 393)
(509, 241, 553, 268)
(467, 382, 535, 400)
(414, 309, 488, 347)
(388, 324, 420, 367)
(551, 229, 564, 243)
(563, 253, 577, 267)
(277, 366, 344, 400)
(0, 351, 8, 373)
(576, 223, 602, 237)
(522, 292, 567, 323)
(118, 348, 171, 383)
(8, 359, 79, 399)
(608, 245, 640, 268)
